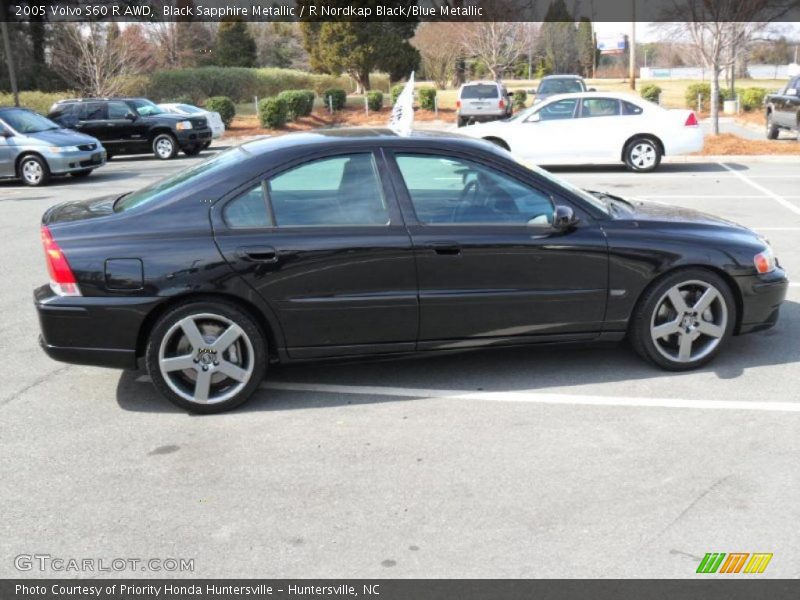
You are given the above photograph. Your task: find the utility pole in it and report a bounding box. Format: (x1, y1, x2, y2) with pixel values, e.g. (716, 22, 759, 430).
(0, 0, 19, 106)
(629, 15, 636, 90)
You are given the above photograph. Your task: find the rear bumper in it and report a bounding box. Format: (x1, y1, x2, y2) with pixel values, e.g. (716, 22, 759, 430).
(734, 269, 789, 334)
(458, 111, 507, 123)
(34, 285, 161, 370)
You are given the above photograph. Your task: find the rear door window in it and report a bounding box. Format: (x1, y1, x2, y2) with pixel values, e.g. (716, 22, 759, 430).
(79, 102, 108, 121)
(267, 154, 389, 227)
(580, 98, 621, 118)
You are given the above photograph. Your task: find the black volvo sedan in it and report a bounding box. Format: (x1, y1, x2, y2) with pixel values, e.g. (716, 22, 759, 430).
(35, 130, 788, 413)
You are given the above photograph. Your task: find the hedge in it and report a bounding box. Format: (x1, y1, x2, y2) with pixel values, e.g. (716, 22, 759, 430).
(0, 91, 68, 115)
(640, 84, 662, 103)
(258, 96, 288, 128)
(278, 90, 313, 120)
(204, 96, 235, 127)
(322, 88, 347, 111)
(366, 91, 384, 111)
(391, 84, 405, 105)
(740, 87, 767, 111)
(418, 87, 436, 111)
(512, 90, 527, 110)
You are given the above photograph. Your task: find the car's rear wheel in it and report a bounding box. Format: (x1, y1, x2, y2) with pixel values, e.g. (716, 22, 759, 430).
(630, 269, 735, 371)
(624, 137, 661, 172)
(70, 169, 93, 178)
(146, 300, 267, 413)
(766, 113, 779, 139)
(152, 133, 178, 160)
(18, 155, 50, 186)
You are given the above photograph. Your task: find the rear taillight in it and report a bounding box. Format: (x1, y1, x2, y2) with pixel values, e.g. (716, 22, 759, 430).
(41, 225, 81, 296)
(499, 98, 505, 109)
(685, 112, 698, 127)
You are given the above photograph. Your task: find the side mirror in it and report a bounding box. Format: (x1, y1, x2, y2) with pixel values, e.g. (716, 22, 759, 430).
(126, 112, 138, 120)
(552, 205, 579, 230)
(588, 87, 597, 92)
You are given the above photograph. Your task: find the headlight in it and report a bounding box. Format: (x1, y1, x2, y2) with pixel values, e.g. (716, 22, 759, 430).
(48, 145, 79, 153)
(176, 121, 193, 130)
(754, 245, 777, 274)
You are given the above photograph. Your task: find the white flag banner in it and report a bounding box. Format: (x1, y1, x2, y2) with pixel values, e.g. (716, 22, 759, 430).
(388, 72, 415, 136)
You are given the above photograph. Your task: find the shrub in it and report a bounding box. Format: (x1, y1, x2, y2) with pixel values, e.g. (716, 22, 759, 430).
(278, 90, 312, 121)
(0, 91, 68, 115)
(322, 88, 346, 111)
(418, 87, 437, 110)
(366, 90, 384, 111)
(391, 84, 405, 105)
(512, 90, 527, 110)
(740, 87, 767, 112)
(258, 96, 288, 128)
(640, 84, 662, 103)
(685, 83, 711, 109)
(204, 96, 235, 127)
(299, 90, 315, 115)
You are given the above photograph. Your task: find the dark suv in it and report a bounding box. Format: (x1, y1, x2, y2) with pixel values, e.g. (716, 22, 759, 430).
(48, 98, 213, 160)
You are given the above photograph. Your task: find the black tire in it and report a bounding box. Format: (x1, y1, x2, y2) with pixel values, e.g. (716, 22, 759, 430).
(17, 154, 50, 186)
(766, 113, 779, 140)
(629, 268, 736, 371)
(152, 133, 178, 160)
(145, 299, 267, 414)
(483, 137, 509, 151)
(183, 145, 203, 157)
(70, 169, 94, 178)
(457, 117, 468, 128)
(624, 136, 662, 172)
(202, 141, 212, 150)
(106, 153, 114, 161)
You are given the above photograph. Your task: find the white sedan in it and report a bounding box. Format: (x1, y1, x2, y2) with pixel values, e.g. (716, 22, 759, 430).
(460, 92, 703, 172)
(158, 103, 225, 143)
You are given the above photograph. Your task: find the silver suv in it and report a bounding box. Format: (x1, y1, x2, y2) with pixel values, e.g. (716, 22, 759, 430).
(456, 81, 512, 127)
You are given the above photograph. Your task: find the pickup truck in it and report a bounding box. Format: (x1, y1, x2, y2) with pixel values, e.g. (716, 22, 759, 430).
(765, 77, 800, 139)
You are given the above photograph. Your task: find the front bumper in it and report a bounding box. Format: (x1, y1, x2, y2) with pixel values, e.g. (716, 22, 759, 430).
(176, 128, 213, 147)
(35, 285, 161, 370)
(734, 269, 789, 334)
(45, 148, 106, 175)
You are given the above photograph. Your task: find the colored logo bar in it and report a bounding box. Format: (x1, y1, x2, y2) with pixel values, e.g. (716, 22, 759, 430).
(697, 553, 773, 574)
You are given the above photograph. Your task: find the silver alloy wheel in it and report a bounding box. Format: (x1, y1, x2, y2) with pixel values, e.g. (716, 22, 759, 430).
(629, 142, 657, 169)
(21, 159, 43, 184)
(650, 279, 728, 363)
(155, 137, 174, 159)
(158, 313, 255, 405)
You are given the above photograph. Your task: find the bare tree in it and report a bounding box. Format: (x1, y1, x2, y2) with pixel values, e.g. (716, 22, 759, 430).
(52, 23, 150, 96)
(412, 23, 462, 88)
(459, 21, 529, 80)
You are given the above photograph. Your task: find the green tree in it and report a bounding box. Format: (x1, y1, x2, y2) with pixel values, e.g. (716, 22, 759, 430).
(214, 20, 256, 68)
(538, 0, 578, 74)
(299, 2, 418, 93)
(576, 18, 595, 78)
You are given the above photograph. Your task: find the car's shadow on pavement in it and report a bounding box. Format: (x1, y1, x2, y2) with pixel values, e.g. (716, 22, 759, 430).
(545, 162, 734, 175)
(116, 300, 800, 415)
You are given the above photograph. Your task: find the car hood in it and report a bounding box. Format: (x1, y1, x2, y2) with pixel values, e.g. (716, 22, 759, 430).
(19, 128, 100, 147)
(43, 194, 116, 225)
(619, 198, 747, 230)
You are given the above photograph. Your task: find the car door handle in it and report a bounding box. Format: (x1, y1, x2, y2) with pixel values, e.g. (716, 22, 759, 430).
(236, 245, 279, 263)
(429, 241, 461, 256)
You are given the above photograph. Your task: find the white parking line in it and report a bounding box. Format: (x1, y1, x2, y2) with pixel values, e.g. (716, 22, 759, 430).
(260, 381, 800, 413)
(717, 163, 800, 216)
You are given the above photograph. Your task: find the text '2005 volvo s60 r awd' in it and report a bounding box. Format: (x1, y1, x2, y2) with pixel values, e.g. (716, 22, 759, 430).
(35, 130, 788, 413)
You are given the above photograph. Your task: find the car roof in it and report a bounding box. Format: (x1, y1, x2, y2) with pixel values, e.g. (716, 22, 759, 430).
(237, 127, 506, 157)
(538, 91, 646, 102)
(541, 74, 584, 80)
(55, 97, 147, 103)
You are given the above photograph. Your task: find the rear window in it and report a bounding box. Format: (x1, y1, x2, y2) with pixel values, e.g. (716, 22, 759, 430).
(115, 147, 249, 213)
(461, 85, 500, 99)
(538, 79, 585, 94)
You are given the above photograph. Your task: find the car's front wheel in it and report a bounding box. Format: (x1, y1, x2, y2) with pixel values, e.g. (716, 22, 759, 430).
(18, 155, 50, 186)
(152, 133, 178, 160)
(146, 300, 267, 413)
(624, 137, 661, 172)
(630, 269, 735, 371)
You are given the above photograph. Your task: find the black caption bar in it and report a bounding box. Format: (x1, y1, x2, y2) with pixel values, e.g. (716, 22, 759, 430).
(4, 0, 800, 23)
(2, 580, 800, 600)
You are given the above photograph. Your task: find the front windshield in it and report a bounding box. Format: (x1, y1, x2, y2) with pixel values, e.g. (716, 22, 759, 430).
(129, 99, 164, 117)
(115, 146, 250, 212)
(0, 109, 59, 134)
(538, 78, 584, 94)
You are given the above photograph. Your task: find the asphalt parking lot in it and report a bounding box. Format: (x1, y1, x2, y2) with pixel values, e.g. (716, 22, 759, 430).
(1, 147, 799, 579)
